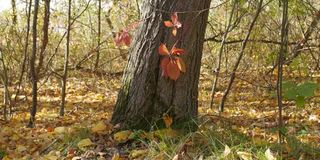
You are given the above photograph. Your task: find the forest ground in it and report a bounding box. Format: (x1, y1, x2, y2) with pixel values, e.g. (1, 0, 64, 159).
(0, 68, 319, 160)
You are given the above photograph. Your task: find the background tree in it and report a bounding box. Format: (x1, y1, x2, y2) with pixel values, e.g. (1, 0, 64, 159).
(60, 0, 72, 116)
(28, 0, 40, 127)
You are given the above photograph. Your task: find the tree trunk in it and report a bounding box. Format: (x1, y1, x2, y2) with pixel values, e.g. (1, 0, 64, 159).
(94, 0, 101, 70)
(60, 0, 71, 116)
(28, 0, 40, 128)
(0, 49, 11, 121)
(111, 0, 211, 130)
(11, 0, 17, 26)
(37, 0, 51, 75)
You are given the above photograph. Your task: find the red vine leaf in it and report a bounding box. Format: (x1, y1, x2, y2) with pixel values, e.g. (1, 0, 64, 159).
(171, 46, 185, 55)
(166, 60, 180, 81)
(114, 30, 131, 46)
(158, 43, 170, 55)
(176, 57, 186, 73)
(160, 57, 170, 77)
(171, 12, 182, 28)
(164, 21, 174, 27)
(163, 12, 182, 36)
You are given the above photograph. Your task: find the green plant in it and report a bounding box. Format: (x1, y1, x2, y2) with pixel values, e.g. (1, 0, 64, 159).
(282, 81, 319, 107)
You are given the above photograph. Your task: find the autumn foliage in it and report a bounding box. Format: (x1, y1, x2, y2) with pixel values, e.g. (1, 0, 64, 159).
(158, 43, 186, 80)
(114, 30, 131, 46)
(159, 12, 186, 81)
(164, 12, 182, 36)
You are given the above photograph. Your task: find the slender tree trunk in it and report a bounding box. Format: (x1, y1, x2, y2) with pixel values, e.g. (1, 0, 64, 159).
(37, 0, 51, 76)
(28, 0, 40, 128)
(13, 0, 32, 110)
(60, 0, 72, 116)
(111, 0, 211, 130)
(11, 0, 17, 26)
(219, 0, 264, 112)
(94, 0, 101, 70)
(277, 0, 289, 146)
(209, 2, 236, 109)
(0, 49, 11, 121)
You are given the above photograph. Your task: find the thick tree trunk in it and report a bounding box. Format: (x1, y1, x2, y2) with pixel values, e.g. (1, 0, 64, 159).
(111, 0, 211, 130)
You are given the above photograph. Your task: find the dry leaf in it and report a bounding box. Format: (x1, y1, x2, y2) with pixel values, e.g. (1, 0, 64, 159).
(162, 115, 173, 128)
(77, 138, 94, 148)
(223, 145, 231, 157)
(91, 121, 111, 134)
(111, 153, 120, 160)
(113, 130, 132, 143)
(237, 151, 253, 160)
(129, 149, 148, 159)
(265, 148, 276, 160)
(54, 127, 66, 134)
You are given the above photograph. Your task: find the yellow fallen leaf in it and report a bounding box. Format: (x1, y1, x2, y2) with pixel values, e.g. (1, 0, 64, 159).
(54, 127, 66, 134)
(91, 121, 109, 134)
(153, 128, 178, 138)
(2, 156, 10, 160)
(129, 149, 148, 159)
(237, 151, 253, 160)
(113, 130, 132, 143)
(77, 138, 94, 148)
(43, 155, 59, 160)
(265, 148, 276, 160)
(223, 145, 231, 157)
(153, 152, 165, 160)
(162, 115, 173, 128)
(16, 145, 27, 153)
(111, 153, 120, 160)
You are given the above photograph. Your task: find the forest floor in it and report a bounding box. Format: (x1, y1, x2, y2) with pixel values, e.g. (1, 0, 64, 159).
(0, 69, 320, 160)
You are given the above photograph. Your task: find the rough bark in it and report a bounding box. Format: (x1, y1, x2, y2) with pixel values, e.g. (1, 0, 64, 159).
(111, 0, 211, 130)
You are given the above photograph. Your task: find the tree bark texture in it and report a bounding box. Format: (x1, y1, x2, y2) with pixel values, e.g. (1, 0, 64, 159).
(111, 0, 211, 130)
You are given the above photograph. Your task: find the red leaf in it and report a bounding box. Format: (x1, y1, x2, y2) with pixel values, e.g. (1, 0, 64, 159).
(176, 57, 186, 72)
(122, 32, 131, 46)
(114, 30, 131, 46)
(160, 57, 170, 77)
(114, 32, 122, 46)
(158, 44, 170, 55)
(171, 46, 185, 55)
(171, 12, 182, 28)
(164, 21, 174, 27)
(167, 60, 180, 80)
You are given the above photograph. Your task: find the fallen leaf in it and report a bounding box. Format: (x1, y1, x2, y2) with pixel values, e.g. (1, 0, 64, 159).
(223, 145, 231, 157)
(77, 138, 94, 148)
(237, 151, 253, 160)
(111, 153, 120, 160)
(16, 145, 27, 153)
(129, 149, 148, 159)
(153, 128, 178, 138)
(265, 148, 276, 160)
(113, 130, 133, 143)
(91, 121, 110, 134)
(54, 127, 66, 134)
(162, 115, 173, 128)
